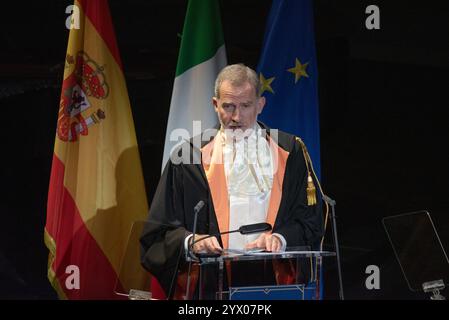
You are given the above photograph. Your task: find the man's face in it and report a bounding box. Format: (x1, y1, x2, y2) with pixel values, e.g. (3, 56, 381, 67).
(213, 80, 265, 132)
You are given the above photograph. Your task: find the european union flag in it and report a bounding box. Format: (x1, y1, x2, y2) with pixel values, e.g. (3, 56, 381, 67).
(257, 0, 321, 177)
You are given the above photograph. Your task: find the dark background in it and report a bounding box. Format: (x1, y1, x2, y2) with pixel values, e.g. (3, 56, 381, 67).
(0, 0, 448, 299)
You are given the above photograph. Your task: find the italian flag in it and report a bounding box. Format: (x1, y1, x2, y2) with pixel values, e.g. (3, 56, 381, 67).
(45, 0, 148, 299)
(150, 0, 227, 299)
(162, 0, 227, 168)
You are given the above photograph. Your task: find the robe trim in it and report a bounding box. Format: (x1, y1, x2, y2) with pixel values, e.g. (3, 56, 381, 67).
(201, 136, 230, 248)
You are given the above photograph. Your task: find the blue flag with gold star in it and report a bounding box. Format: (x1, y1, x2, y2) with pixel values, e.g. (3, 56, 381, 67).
(257, 0, 321, 177)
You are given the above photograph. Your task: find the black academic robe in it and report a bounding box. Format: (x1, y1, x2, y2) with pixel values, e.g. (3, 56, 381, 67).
(140, 122, 323, 298)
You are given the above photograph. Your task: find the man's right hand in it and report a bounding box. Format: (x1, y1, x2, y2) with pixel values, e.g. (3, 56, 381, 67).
(191, 234, 223, 254)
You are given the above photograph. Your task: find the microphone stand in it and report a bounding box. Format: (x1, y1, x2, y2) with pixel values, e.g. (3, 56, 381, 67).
(322, 194, 344, 300)
(186, 201, 204, 300)
(189, 222, 272, 249)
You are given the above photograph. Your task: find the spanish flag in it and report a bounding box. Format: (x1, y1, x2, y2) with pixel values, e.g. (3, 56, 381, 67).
(45, 0, 148, 299)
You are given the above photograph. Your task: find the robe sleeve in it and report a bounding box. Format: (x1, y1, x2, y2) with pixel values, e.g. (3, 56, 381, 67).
(139, 159, 189, 297)
(273, 139, 324, 250)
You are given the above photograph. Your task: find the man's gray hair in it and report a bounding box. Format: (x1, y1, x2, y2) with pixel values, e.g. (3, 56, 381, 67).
(214, 63, 260, 98)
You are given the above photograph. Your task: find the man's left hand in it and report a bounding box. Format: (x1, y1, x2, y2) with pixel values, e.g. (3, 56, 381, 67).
(245, 233, 282, 252)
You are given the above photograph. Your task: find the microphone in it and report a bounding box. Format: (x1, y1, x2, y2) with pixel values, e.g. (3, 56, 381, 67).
(238, 223, 272, 235)
(190, 222, 272, 255)
(193, 200, 205, 214)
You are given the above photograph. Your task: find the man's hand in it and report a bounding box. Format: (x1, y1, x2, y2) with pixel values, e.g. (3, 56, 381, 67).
(191, 234, 223, 254)
(245, 233, 282, 252)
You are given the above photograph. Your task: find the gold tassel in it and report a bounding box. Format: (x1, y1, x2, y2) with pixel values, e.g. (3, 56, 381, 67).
(296, 137, 317, 206)
(306, 172, 317, 206)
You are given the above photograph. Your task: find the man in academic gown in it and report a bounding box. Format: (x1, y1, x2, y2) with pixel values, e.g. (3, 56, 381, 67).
(140, 64, 324, 299)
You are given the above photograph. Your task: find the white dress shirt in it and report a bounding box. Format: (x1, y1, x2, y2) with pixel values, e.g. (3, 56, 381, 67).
(224, 124, 283, 249)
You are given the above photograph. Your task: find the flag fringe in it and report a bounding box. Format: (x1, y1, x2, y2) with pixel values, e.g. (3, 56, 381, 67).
(44, 230, 68, 299)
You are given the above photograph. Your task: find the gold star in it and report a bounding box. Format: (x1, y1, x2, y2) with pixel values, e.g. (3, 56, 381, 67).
(259, 73, 275, 95)
(287, 58, 309, 83)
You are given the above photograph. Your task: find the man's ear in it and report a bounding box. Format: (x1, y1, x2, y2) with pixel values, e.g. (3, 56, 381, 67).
(212, 97, 219, 111)
(257, 96, 266, 115)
